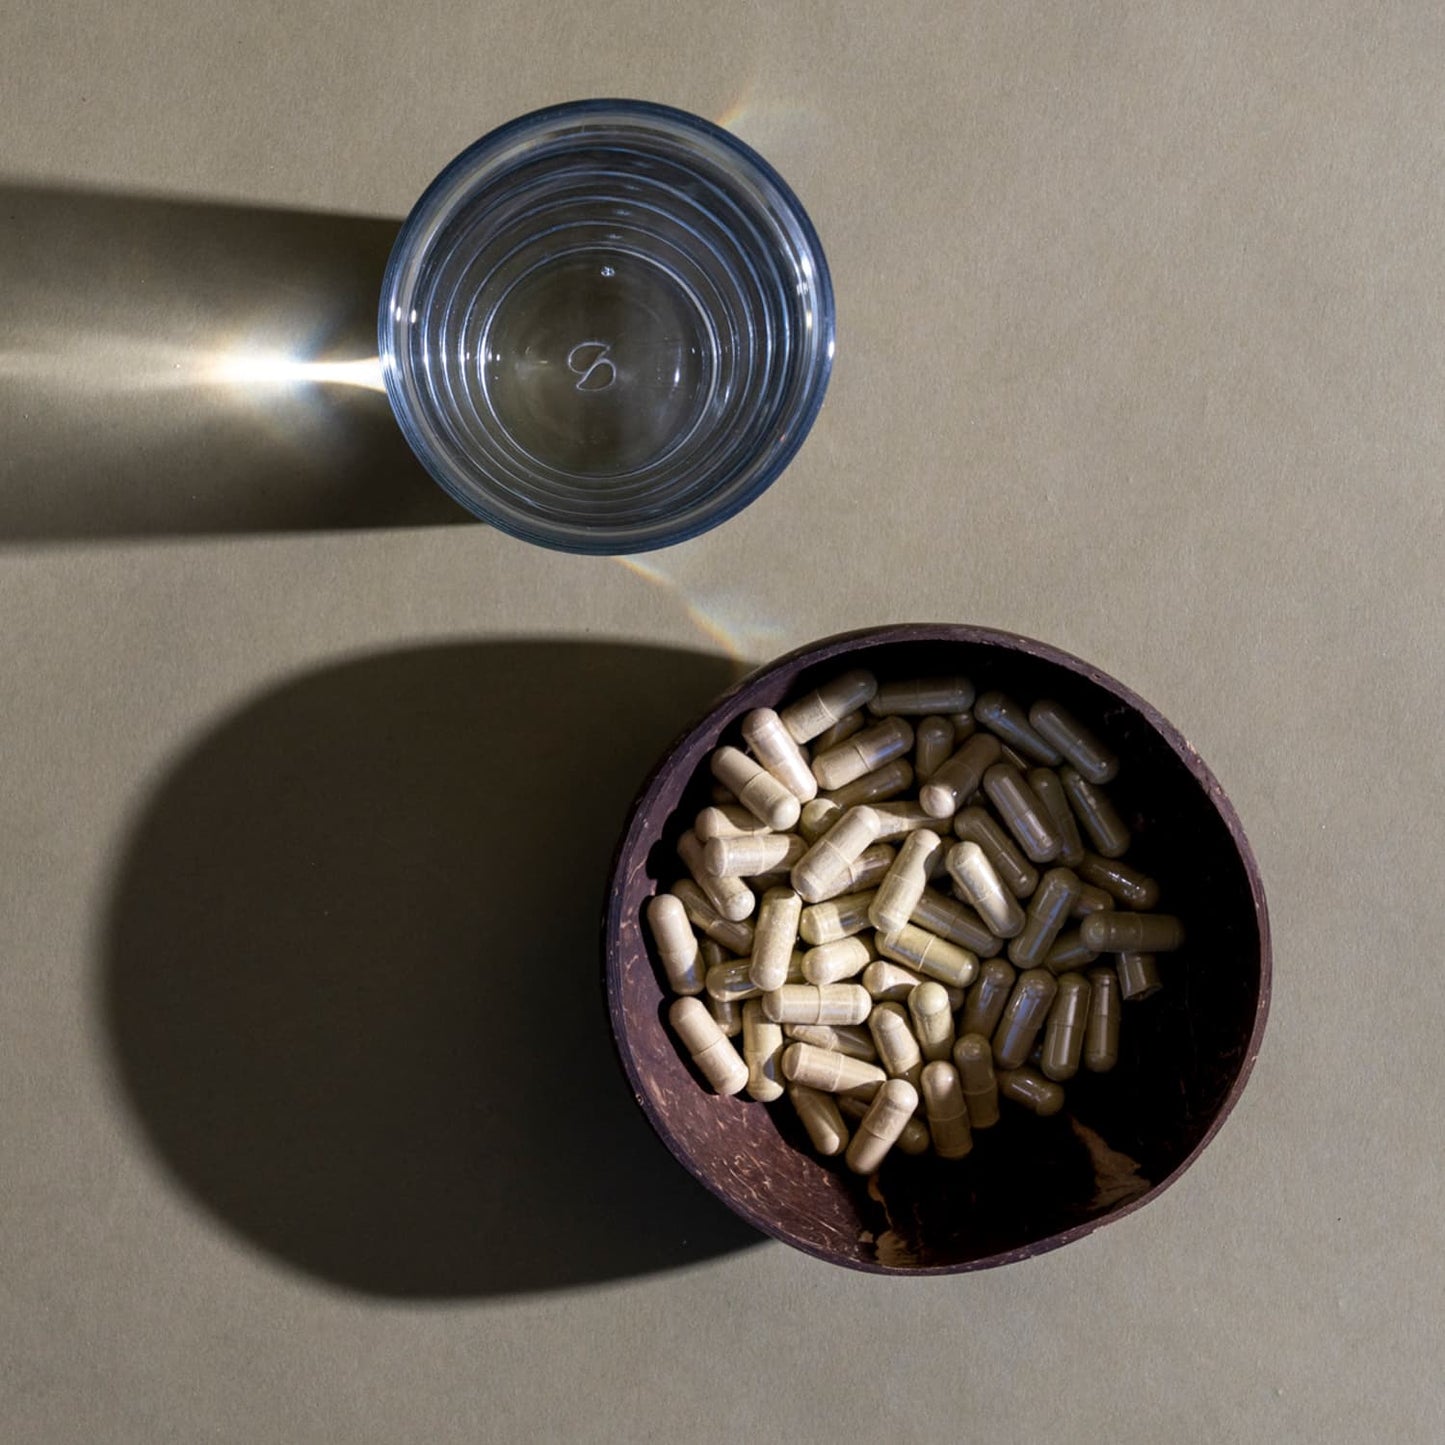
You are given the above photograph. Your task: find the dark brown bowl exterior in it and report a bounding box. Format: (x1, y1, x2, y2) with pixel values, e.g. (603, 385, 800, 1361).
(604, 624, 1271, 1273)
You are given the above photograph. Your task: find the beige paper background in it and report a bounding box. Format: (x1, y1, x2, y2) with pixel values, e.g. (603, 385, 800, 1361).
(2, 4, 1442, 1441)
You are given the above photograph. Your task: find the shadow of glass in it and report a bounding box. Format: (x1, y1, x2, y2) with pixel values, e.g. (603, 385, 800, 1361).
(101, 640, 764, 1296)
(0, 183, 464, 540)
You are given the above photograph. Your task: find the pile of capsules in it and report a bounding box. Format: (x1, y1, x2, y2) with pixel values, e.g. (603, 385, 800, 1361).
(649, 668, 1185, 1176)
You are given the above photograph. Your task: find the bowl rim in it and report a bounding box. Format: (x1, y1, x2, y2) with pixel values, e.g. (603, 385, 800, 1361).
(603, 622, 1273, 1273)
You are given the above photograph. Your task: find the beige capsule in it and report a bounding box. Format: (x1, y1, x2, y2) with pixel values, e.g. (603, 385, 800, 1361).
(953, 806, 1039, 898)
(783, 1022, 878, 1062)
(742, 707, 819, 804)
(645, 893, 705, 996)
(705, 992, 743, 1037)
(780, 669, 879, 744)
(798, 798, 844, 842)
(973, 691, 1064, 766)
(992, 967, 1059, 1069)
(694, 804, 774, 841)
(750, 887, 803, 991)
(1080, 912, 1185, 953)
(921, 1061, 974, 1159)
(787, 1083, 850, 1157)
(868, 677, 976, 716)
(1076, 853, 1160, 909)
(709, 745, 802, 831)
(946, 841, 1026, 938)
(781, 1040, 887, 1096)
(982, 763, 1062, 865)
(862, 959, 927, 1002)
(670, 880, 755, 954)
(763, 983, 873, 1026)
(1083, 965, 1121, 1071)
(812, 717, 915, 791)
(910, 888, 1004, 958)
(868, 1002, 924, 1086)
(913, 716, 955, 780)
(799, 890, 877, 945)
(868, 828, 943, 937)
(813, 708, 867, 752)
(677, 830, 755, 922)
(845, 1078, 920, 1174)
(908, 981, 956, 1062)
(952, 1033, 1000, 1128)
(919, 732, 1002, 818)
(801, 936, 873, 985)
(703, 832, 806, 879)
(1059, 767, 1130, 859)
(1116, 951, 1164, 1001)
(838, 1093, 930, 1155)
(1044, 929, 1099, 973)
(1028, 700, 1118, 785)
(1028, 768, 1086, 868)
(871, 800, 951, 840)
(742, 999, 786, 1102)
(822, 756, 915, 808)
(1040, 971, 1092, 1082)
(961, 957, 1017, 1038)
(670, 996, 749, 1095)
(706, 957, 763, 1003)
(808, 843, 895, 902)
(1073, 884, 1116, 917)
(996, 1066, 1065, 1117)
(876, 924, 978, 988)
(790, 805, 883, 902)
(1008, 867, 1083, 967)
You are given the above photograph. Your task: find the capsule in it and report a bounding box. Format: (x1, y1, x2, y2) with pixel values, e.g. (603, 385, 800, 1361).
(780, 669, 879, 744)
(1072, 884, 1116, 917)
(908, 981, 955, 1062)
(952, 1033, 1000, 1128)
(1076, 853, 1160, 910)
(981, 763, 1061, 864)
(949, 710, 976, 740)
(1080, 911, 1185, 953)
(996, 1066, 1065, 1116)
(862, 959, 926, 1002)
(787, 1083, 850, 1156)
(799, 890, 877, 946)
(1083, 965, 1121, 1071)
(670, 997, 749, 1095)
(868, 1002, 924, 1085)
(961, 957, 1016, 1037)
(1028, 700, 1118, 785)
(709, 784, 739, 806)
(812, 717, 915, 791)
(868, 828, 943, 937)
(703, 832, 806, 879)
(812, 708, 866, 752)
(709, 745, 802, 831)
(973, 691, 1064, 766)
(1043, 928, 1099, 973)
(868, 676, 976, 716)
(677, 830, 755, 922)
(741, 707, 818, 803)
(913, 716, 955, 780)
(921, 1061, 973, 1159)
(645, 894, 705, 996)
(845, 1078, 919, 1173)
(783, 1022, 878, 1062)
(750, 887, 803, 991)
(1028, 768, 1086, 867)
(953, 806, 1039, 898)
(1008, 867, 1083, 967)
(694, 804, 774, 841)
(1040, 971, 1092, 1081)
(762, 983, 873, 1026)
(876, 924, 978, 988)
(992, 967, 1059, 1069)
(809, 843, 895, 902)
(910, 888, 1004, 957)
(1116, 951, 1164, 1001)
(801, 936, 872, 985)
(705, 992, 743, 1037)
(946, 841, 1026, 938)
(798, 798, 843, 842)
(781, 1040, 887, 1096)
(670, 880, 755, 954)
(790, 806, 883, 902)
(919, 732, 1002, 818)
(821, 757, 916, 808)
(740, 999, 786, 1102)
(705, 957, 763, 1003)
(838, 1094, 930, 1155)
(870, 801, 951, 840)
(1059, 767, 1130, 858)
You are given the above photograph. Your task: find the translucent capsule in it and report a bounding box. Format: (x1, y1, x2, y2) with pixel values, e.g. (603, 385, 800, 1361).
(921, 1061, 974, 1159)
(798, 798, 843, 842)
(1084, 965, 1121, 1071)
(862, 959, 927, 1002)
(781, 1040, 887, 1096)
(1029, 700, 1118, 785)
(908, 981, 956, 1062)
(961, 957, 1017, 1038)
(801, 936, 872, 985)
(812, 717, 915, 791)
(949, 709, 976, 740)
(868, 677, 976, 716)
(953, 806, 1039, 898)
(780, 669, 879, 744)
(910, 888, 1003, 958)
(799, 890, 877, 946)
(677, 830, 755, 922)
(812, 708, 866, 752)
(822, 756, 915, 808)
(783, 1022, 878, 1062)
(952, 1033, 1000, 1128)
(1044, 929, 1099, 973)
(694, 804, 774, 841)
(740, 999, 786, 1102)
(838, 1094, 931, 1155)
(868, 828, 943, 937)
(670, 997, 749, 1095)
(790, 805, 883, 902)
(1080, 912, 1185, 953)
(1076, 853, 1160, 910)
(868, 1002, 924, 1086)
(871, 801, 951, 840)
(919, 732, 1002, 818)
(705, 992, 742, 1037)
(763, 983, 873, 1027)
(705, 957, 763, 1003)
(702, 832, 806, 879)
(996, 1066, 1065, 1116)
(913, 716, 955, 780)
(809, 843, 895, 901)
(1060, 768, 1129, 858)
(787, 1083, 849, 1156)
(1028, 768, 1086, 867)
(992, 968, 1059, 1069)
(1008, 867, 1083, 967)
(645, 893, 705, 996)
(750, 887, 803, 991)
(946, 841, 1026, 938)
(1116, 951, 1164, 1001)
(670, 880, 755, 955)
(741, 706, 818, 804)
(973, 691, 1064, 766)
(1040, 971, 1092, 1082)
(709, 745, 803, 831)
(1073, 883, 1116, 917)
(876, 924, 978, 988)
(982, 763, 1061, 864)
(845, 1078, 919, 1174)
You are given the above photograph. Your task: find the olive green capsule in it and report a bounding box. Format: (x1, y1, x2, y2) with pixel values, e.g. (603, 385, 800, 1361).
(919, 732, 1002, 818)
(812, 717, 914, 792)
(945, 841, 1026, 938)
(1040, 971, 1092, 1081)
(702, 832, 806, 879)
(706, 957, 764, 1003)
(1083, 965, 1121, 1071)
(868, 677, 976, 716)
(798, 798, 844, 842)
(694, 804, 775, 841)
(780, 669, 879, 744)
(996, 1066, 1065, 1116)
(953, 806, 1039, 898)
(812, 709, 867, 753)
(709, 745, 802, 831)
(961, 957, 1017, 1037)
(821, 757, 915, 808)
(868, 1002, 924, 1086)
(1080, 912, 1185, 953)
(799, 890, 877, 946)
(787, 1083, 850, 1157)
(1059, 768, 1130, 858)
(973, 691, 1064, 765)
(845, 1078, 919, 1174)
(1008, 867, 1083, 967)
(861, 959, 927, 1002)
(791, 806, 883, 903)
(1076, 853, 1160, 909)
(909, 887, 1003, 957)
(868, 828, 943, 936)
(1043, 929, 1099, 973)
(670, 997, 749, 1095)
(1028, 768, 1086, 867)
(838, 1094, 930, 1155)
(750, 887, 803, 991)
(801, 936, 873, 985)
(741, 707, 819, 803)
(992, 967, 1059, 1069)
(952, 1033, 1000, 1128)
(645, 893, 706, 996)
(741, 999, 786, 1102)
(982, 763, 1061, 864)
(875, 924, 978, 988)
(783, 1022, 878, 1062)
(871, 801, 953, 840)
(781, 1041, 887, 1097)
(1072, 883, 1115, 917)
(913, 716, 955, 781)
(670, 880, 754, 955)
(908, 981, 956, 1063)
(677, 830, 756, 922)
(763, 983, 873, 1026)
(808, 843, 895, 902)
(920, 1061, 973, 1159)
(1028, 700, 1118, 785)
(1116, 951, 1164, 1001)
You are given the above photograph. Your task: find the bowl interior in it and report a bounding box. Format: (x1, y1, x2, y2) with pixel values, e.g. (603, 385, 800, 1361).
(605, 625, 1269, 1273)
